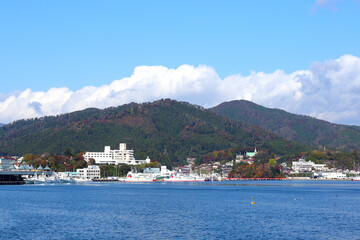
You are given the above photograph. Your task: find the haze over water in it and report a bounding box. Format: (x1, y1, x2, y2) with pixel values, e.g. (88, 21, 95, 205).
(1, 181, 359, 239)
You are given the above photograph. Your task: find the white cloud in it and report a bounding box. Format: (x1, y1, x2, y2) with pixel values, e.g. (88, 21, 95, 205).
(1, 55, 360, 126)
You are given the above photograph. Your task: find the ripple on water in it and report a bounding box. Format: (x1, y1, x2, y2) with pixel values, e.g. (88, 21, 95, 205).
(0, 182, 360, 239)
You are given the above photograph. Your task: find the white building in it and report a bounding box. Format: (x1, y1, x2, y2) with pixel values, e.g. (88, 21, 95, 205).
(76, 165, 101, 179)
(313, 163, 327, 171)
(319, 172, 347, 179)
(292, 158, 314, 172)
(83, 143, 151, 165)
(235, 154, 243, 163)
(292, 158, 327, 173)
(160, 166, 176, 177)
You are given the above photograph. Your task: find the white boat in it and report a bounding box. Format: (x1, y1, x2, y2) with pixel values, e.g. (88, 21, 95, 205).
(73, 178, 93, 183)
(25, 174, 47, 184)
(45, 176, 60, 184)
(58, 173, 74, 183)
(352, 176, 360, 181)
(164, 174, 205, 182)
(124, 165, 206, 183)
(32, 179, 46, 184)
(25, 179, 35, 184)
(59, 176, 75, 183)
(125, 172, 156, 182)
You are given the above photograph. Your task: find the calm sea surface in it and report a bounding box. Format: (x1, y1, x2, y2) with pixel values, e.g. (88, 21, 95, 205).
(1, 181, 360, 240)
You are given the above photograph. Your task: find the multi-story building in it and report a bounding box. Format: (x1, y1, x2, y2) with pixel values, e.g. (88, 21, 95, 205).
(76, 165, 101, 179)
(292, 158, 326, 173)
(292, 158, 313, 172)
(83, 143, 151, 165)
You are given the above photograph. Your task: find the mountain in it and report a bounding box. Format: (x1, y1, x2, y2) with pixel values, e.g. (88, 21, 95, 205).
(0, 123, 5, 127)
(211, 100, 360, 151)
(0, 99, 307, 166)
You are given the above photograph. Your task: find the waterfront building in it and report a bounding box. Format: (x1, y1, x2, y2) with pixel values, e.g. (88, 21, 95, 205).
(76, 165, 100, 179)
(319, 172, 347, 179)
(83, 143, 151, 165)
(0, 159, 12, 170)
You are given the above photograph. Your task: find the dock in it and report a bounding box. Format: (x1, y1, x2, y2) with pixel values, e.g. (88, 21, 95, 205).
(0, 170, 54, 185)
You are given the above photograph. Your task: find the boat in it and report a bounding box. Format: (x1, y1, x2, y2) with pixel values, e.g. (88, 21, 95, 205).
(24, 179, 35, 184)
(45, 176, 60, 184)
(352, 176, 360, 181)
(25, 172, 67, 184)
(25, 174, 47, 184)
(57, 172, 75, 183)
(59, 176, 75, 183)
(72, 177, 93, 183)
(153, 176, 164, 182)
(125, 172, 156, 182)
(164, 174, 206, 182)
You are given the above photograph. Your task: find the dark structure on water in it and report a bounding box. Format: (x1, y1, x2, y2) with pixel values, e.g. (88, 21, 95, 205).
(0, 174, 25, 185)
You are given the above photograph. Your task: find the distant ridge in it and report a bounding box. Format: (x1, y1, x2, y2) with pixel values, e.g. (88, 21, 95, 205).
(0, 123, 4, 127)
(211, 100, 360, 151)
(0, 99, 307, 165)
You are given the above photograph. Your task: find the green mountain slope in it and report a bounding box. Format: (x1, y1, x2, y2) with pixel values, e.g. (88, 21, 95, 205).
(211, 100, 360, 150)
(0, 99, 307, 166)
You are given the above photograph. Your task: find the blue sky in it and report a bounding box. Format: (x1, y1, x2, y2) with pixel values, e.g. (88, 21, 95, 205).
(1, 0, 360, 125)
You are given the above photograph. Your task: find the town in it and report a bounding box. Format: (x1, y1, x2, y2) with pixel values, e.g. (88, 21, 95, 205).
(1, 142, 359, 184)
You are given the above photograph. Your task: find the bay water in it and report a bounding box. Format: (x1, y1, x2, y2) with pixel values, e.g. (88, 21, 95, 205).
(1, 181, 360, 239)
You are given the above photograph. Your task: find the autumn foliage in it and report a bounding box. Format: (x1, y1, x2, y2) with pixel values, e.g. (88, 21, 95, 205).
(228, 163, 284, 178)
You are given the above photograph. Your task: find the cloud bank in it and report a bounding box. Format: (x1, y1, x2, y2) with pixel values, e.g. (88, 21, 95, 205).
(1, 54, 360, 126)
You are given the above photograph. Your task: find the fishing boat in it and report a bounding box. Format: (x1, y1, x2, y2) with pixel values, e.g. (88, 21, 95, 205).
(56, 172, 75, 183)
(59, 176, 75, 183)
(25, 173, 47, 184)
(125, 172, 156, 182)
(164, 174, 205, 182)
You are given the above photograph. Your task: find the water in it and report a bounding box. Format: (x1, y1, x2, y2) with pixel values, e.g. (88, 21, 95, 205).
(1, 181, 360, 240)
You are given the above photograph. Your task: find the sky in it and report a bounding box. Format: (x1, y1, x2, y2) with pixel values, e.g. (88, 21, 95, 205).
(1, 0, 360, 125)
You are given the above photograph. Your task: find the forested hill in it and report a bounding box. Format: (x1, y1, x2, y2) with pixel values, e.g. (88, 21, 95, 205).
(0, 99, 307, 166)
(211, 100, 360, 151)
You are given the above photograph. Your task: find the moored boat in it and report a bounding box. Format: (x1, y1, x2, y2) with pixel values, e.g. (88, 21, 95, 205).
(125, 172, 156, 182)
(352, 176, 360, 181)
(164, 174, 205, 182)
